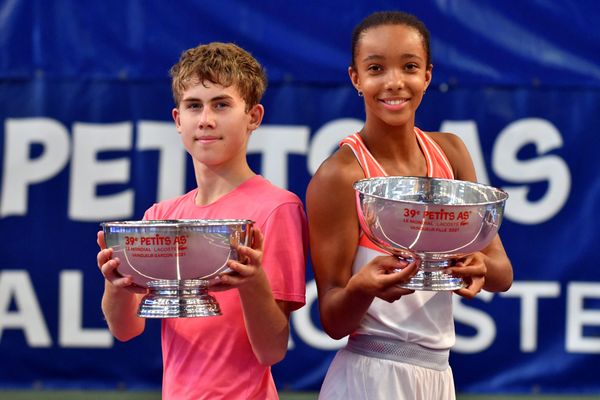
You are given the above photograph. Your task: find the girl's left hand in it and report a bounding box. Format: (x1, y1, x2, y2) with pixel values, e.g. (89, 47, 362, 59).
(444, 252, 486, 299)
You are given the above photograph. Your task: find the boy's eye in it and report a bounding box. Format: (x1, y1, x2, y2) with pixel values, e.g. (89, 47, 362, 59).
(187, 103, 201, 109)
(214, 102, 230, 109)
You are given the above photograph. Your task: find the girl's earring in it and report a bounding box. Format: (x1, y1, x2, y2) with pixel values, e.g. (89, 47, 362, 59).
(357, 90, 363, 97)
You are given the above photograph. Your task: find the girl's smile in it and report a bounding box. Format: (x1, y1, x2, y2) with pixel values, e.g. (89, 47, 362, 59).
(379, 97, 409, 111)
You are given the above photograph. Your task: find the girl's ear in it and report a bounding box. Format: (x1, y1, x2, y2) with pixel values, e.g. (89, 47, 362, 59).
(424, 63, 433, 92)
(247, 104, 265, 132)
(348, 66, 361, 93)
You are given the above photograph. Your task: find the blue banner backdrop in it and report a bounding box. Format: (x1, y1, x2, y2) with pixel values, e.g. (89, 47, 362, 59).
(1, 0, 600, 394)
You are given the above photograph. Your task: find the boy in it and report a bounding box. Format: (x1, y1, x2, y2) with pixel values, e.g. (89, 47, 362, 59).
(97, 42, 308, 399)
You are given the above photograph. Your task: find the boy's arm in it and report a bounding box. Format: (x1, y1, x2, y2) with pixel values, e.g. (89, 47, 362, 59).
(101, 281, 146, 341)
(216, 228, 291, 365)
(97, 231, 146, 341)
(237, 243, 291, 366)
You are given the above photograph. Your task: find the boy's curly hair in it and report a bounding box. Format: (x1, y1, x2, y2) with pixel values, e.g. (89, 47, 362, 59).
(170, 42, 267, 110)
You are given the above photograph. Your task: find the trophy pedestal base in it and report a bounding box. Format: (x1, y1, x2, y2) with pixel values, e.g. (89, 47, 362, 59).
(137, 279, 221, 318)
(399, 270, 465, 291)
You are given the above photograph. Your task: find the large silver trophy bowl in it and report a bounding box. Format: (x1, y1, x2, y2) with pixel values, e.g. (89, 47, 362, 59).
(354, 177, 508, 291)
(101, 219, 253, 318)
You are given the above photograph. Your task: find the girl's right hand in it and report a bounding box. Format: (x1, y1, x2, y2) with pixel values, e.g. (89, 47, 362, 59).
(348, 255, 419, 302)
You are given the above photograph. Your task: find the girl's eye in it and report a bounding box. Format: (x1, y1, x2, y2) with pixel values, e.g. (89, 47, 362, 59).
(367, 64, 382, 72)
(405, 63, 419, 71)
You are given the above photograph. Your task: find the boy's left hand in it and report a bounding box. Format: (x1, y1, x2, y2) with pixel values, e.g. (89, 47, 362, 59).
(208, 227, 265, 292)
(444, 252, 486, 299)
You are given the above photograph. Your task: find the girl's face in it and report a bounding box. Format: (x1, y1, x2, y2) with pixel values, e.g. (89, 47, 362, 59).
(350, 24, 432, 128)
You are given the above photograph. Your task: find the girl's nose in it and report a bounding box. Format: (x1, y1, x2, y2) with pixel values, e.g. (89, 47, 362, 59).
(385, 69, 405, 91)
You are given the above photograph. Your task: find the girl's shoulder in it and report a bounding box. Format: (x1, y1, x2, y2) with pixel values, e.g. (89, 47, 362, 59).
(426, 131, 477, 181)
(426, 131, 464, 150)
(311, 145, 364, 187)
(425, 131, 469, 159)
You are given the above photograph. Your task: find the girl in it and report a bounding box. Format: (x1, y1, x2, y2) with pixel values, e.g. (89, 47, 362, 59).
(307, 11, 512, 400)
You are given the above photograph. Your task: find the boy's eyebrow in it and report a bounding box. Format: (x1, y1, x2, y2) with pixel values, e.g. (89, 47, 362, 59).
(181, 94, 235, 103)
(209, 94, 235, 102)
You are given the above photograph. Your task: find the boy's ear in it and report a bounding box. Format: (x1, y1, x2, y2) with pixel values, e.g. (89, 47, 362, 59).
(247, 104, 264, 132)
(172, 107, 182, 132)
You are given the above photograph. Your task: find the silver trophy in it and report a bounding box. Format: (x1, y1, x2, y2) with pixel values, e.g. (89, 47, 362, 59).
(354, 177, 508, 291)
(101, 219, 253, 318)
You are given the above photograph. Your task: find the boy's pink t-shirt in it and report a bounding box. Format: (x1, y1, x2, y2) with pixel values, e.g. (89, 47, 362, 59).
(143, 175, 308, 400)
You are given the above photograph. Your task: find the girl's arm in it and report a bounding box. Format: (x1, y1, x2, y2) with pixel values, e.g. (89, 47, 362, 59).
(432, 133, 513, 295)
(306, 151, 417, 339)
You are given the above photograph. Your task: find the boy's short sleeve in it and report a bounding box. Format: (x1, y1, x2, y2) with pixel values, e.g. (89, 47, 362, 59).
(260, 201, 308, 310)
(142, 204, 159, 220)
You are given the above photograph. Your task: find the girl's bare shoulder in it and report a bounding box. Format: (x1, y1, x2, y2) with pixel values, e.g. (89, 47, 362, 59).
(427, 131, 477, 181)
(310, 145, 364, 189)
(427, 131, 466, 154)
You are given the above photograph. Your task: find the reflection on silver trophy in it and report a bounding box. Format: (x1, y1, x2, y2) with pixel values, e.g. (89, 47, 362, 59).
(354, 177, 508, 291)
(101, 219, 253, 318)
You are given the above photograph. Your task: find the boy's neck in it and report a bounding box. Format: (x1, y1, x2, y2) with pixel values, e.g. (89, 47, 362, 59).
(193, 162, 256, 206)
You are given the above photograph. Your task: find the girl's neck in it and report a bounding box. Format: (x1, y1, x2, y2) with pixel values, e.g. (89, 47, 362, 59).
(360, 119, 418, 157)
(360, 119, 427, 176)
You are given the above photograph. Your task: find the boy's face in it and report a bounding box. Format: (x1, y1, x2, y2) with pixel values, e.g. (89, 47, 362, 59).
(172, 80, 263, 170)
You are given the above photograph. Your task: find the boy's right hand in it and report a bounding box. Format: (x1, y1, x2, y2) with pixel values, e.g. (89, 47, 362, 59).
(97, 231, 146, 293)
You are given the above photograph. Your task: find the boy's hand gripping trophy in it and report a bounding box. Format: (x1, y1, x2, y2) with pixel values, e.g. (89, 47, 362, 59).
(101, 219, 253, 317)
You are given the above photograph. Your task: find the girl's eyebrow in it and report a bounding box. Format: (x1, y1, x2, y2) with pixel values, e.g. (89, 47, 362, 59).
(401, 53, 424, 61)
(361, 54, 384, 63)
(361, 53, 423, 63)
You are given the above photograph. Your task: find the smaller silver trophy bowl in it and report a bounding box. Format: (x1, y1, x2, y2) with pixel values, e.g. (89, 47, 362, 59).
(354, 177, 508, 291)
(101, 219, 253, 318)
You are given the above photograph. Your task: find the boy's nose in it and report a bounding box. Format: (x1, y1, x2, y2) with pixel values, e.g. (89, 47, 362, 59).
(198, 109, 216, 129)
